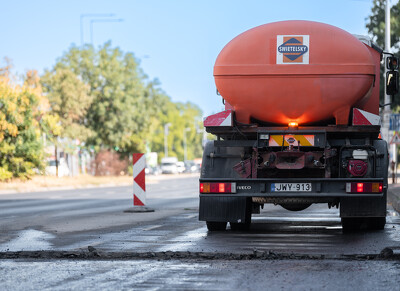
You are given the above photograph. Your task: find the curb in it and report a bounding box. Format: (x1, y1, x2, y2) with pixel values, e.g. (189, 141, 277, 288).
(388, 185, 400, 213)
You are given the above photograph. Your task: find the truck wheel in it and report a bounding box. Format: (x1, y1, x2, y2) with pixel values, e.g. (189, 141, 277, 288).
(230, 222, 251, 231)
(206, 221, 227, 231)
(366, 217, 386, 230)
(341, 217, 362, 233)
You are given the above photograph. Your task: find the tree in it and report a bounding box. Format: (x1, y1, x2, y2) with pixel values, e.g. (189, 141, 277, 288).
(366, 0, 400, 107)
(52, 42, 150, 154)
(147, 93, 204, 161)
(41, 68, 93, 141)
(0, 65, 60, 180)
(46, 42, 204, 166)
(366, 0, 400, 51)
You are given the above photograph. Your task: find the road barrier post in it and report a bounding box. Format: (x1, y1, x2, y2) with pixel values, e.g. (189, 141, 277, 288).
(124, 153, 154, 213)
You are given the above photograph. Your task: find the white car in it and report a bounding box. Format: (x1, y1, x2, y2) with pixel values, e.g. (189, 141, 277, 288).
(176, 161, 185, 174)
(161, 157, 178, 174)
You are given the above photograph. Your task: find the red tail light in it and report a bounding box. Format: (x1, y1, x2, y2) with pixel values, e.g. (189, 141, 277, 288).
(200, 182, 236, 194)
(346, 182, 383, 193)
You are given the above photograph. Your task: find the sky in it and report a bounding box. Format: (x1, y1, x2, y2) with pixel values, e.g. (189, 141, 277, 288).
(0, 0, 376, 117)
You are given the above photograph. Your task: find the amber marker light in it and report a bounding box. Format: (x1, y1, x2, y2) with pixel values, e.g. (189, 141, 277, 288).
(288, 121, 298, 128)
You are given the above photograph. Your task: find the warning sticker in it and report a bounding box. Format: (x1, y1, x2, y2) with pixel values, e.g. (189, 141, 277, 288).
(269, 135, 314, 147)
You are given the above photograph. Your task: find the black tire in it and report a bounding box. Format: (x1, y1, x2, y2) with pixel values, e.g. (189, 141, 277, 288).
(206, 221, 227, 231)
(230, 222, 251, 231)
(366, 217, 386, 230)
(341, 217, 363, 233)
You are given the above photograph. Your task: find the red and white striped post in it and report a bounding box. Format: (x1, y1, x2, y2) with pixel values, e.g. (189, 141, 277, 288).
(124, 153, 154, 213)
(132, 153, 146, 206)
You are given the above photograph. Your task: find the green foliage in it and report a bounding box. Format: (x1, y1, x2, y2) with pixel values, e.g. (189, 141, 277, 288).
(366, 0, 400, 51)
(0, 167, 12, 181)
(51, 42, 149, 154)
(141, 79, 203, 161)
(0, 43, 204, 180)
(47, 43, 204, 161)
(0, 69, 55, 180)
(366, 0, 400, 108)
(41, 68, 93, 141)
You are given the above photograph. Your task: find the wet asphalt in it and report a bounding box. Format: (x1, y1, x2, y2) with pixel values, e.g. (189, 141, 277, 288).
(0, 175, 400, 290)
(1, 259, 400, 290)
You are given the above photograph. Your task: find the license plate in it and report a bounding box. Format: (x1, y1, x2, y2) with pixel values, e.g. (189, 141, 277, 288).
(271, 183, 312, 192)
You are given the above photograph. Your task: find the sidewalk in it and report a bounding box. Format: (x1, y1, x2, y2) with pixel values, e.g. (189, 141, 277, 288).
(0, 173, 200, 195)
(388, 169, 400, 213)
(388, 184, 400, 214)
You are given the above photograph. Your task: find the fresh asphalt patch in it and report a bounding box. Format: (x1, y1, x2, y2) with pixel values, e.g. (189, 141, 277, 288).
(1, 247, 400, 261)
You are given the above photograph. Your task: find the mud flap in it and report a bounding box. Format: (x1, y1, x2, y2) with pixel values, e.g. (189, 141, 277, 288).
(340, 139, 388, 218)
(340, 192, 387, 218)
(199, 196, 251, 223)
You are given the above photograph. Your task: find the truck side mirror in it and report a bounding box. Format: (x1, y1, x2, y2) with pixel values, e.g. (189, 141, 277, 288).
(386, 71, 399, 95)
(387, 56, 399, 70)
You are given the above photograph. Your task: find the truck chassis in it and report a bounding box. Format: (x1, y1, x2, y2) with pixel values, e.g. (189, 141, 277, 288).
(199, 125, 388, 232)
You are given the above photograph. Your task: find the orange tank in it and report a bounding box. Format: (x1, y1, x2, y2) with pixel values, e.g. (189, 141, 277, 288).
(214, 21, 379, 125)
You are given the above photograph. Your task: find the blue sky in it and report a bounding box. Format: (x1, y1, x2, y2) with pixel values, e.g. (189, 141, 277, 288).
(0, 0, 375, 116)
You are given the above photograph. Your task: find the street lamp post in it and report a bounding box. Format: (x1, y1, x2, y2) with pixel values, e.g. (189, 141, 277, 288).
(90, 18, 124, 45)
(164, 123, 171, 158)
(80, 13, 115, 45)
(183, 128, 191, 163)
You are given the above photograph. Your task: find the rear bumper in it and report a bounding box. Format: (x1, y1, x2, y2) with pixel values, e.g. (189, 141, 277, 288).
(199, 178, 387, 221)
(199, 177, 386, 199)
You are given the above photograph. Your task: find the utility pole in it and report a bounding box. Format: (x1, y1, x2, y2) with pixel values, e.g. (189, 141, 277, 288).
(183, 128, 191, 162)
(385, 0, 398, 177)
(164, 123, 171, 158)
(383, 1, 391, 146)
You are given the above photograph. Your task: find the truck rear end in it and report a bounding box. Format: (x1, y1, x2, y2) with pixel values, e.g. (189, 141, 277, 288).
(199, 20, 399, 232)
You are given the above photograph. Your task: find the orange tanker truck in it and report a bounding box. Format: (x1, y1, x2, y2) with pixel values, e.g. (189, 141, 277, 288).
(199, 20, 399, 232)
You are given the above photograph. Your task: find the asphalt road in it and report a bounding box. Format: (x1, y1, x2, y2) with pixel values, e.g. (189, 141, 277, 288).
(1, 175, 400, 290)
(0, 175, 199, 247)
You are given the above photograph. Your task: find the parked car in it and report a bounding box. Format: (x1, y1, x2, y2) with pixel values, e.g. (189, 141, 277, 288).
(161, 157, 178, 174)
(176, 161, 185, 174)
(184, 160, 200, 173)
(145, 165, 162, 175)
